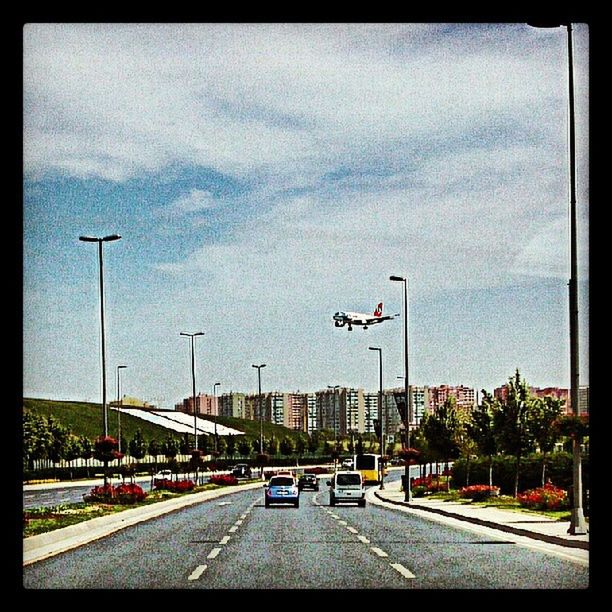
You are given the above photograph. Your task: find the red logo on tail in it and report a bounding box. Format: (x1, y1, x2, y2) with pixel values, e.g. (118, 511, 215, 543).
(374, 302, 383, 317)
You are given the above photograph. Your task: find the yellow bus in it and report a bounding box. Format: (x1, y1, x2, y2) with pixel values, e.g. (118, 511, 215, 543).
(354, 453, 387, 485)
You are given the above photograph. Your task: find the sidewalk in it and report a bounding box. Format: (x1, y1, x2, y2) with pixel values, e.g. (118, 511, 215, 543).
(374, 479, 589, 551)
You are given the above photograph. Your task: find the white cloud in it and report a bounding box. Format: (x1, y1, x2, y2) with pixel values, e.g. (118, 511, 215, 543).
(163, 189, 218, 216)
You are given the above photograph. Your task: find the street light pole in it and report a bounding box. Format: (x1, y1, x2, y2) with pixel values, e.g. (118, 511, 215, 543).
(328, 385, 340, 470)
(369, 347, 384, 489)
(181, 332, 204, 452)
(79, 234, 121, 438)
(252, 364, 266, 454)
(213, 382, 221, 453)
(527, 21, 587, 535)
(116, 365, 127, 453)
(391, 274, 412, 501)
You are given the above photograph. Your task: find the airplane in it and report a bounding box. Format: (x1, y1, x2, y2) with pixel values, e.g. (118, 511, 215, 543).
(333, 302, 396, 331)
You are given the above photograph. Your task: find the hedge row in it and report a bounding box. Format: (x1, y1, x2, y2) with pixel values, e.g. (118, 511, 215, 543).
(23, 455, 336, 482)
(451, 452, 589, 496)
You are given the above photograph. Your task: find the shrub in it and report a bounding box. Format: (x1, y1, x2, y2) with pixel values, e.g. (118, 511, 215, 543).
(209, 474, 238, 486)
(154, 479, 195, 493)
(83, 483, 147, 505)
(410, 475, 449, 494)
(412, 485, 428, 498)
(517, 483, 569, 510)
(459, 484, 500, 502)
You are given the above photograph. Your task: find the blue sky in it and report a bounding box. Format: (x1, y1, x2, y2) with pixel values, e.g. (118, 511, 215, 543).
(23, 23, 589, 408)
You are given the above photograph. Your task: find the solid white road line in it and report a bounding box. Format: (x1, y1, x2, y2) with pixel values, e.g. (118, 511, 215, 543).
(371, 547, 388, 558)
(219, 536, 230, 545)
(390, 563, 416, 579)
(207, 547, 222, 560)
(187, 565, 208, 581)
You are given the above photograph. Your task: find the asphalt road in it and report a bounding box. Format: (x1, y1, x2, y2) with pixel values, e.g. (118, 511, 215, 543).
(23, 475, 589, 590)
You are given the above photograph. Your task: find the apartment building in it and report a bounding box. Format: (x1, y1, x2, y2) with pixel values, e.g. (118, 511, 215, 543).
(219, 392, 246, 419)
(429, 385, 476, 413)
(175, 393, 218, 416)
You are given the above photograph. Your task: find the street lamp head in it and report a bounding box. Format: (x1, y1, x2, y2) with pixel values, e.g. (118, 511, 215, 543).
(368, 346, 381, 352)
(389, 275, 405, 282)
(527, 21, 566, 28)
(79, 234, 122, 242)
(118, 365, 127, 369)
(181, 331, 204, 337)
(252, 364, 266, 369)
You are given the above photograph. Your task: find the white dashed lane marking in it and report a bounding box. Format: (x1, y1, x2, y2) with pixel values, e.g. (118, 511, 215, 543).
(357, 535, 370, 544)
(346, 526, 358, 534)
(187, 565, 207, 581)
(371, 547, 388, 558)
(219, 536, 230, 545)
(229, 526, 238, 533)
(207, 547, 222, 560)
(390, 563, 416, 579)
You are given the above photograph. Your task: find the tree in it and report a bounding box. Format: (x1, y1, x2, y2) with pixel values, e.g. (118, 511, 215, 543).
(422, 397, 462, 491)
(79, 436, 93, 477)
(529, 396, 564, 486)
(23, 411, 53, 469)
(179, 433, 191, 455)
(467, 393, 500, 487)
(355, 435, 364, 456)
(238, 438, 252, 457)
(64, 434, 83, 480)
(46, 416, 70, 464)
(161, 435, 179, 461)
(217, 436, 227, 456)
(295, 436, 306, 459)
(307, 431, 320, 454)
(226, 434, 236, 458)
(265, 436, 278, 456)
(280, 436, 295, 457)
(129, 430, 147, 462)
(493, 370, 536, 497)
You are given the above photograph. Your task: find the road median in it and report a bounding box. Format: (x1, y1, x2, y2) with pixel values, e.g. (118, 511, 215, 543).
(23, 480, 264, 566)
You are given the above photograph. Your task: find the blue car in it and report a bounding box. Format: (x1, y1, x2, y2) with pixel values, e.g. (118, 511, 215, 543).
(264, 475, 300, 508)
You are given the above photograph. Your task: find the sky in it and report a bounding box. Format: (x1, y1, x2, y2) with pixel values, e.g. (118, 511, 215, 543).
(23, 22, 589, 409)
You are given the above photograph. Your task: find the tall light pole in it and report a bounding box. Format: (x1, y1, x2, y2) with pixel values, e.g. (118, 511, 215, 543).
(79, 234, 121, 438)
(213, 382, 221, 452)
(390, 274, 412, 501)
(252, 364, 266, 454)
(328, 385, 340, 469)
(527, 21, 587, 535)
(116, 365, 127, 453)
(369, 347, 384, 489)
(181, 332, 204, 452)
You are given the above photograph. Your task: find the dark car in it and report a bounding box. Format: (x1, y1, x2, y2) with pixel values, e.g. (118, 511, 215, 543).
(298, 473, 319, 491)
(231, 464, 252, 478)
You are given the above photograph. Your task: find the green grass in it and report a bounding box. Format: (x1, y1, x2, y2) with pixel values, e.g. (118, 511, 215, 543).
(424, 490, 574, 521)
(24, 398, 175, 442)
(23, 398, 309, 447)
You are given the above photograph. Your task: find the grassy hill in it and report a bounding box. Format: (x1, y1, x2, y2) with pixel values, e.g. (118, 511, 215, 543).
(23, 398, 308, 445)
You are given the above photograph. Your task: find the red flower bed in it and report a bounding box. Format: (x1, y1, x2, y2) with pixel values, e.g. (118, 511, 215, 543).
(154, 479, 195, 493)
(411, 476, 448, 493)
(517, 483, 569, 510)
(84, 483, 147, 505)
(459, 484, 500, 501)
(209, 474, 238, 486)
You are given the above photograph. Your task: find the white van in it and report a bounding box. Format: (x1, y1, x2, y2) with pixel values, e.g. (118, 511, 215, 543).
(327, 470, 366, 507)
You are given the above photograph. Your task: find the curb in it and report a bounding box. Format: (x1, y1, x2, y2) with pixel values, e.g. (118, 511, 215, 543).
(23, 481, 264, 566)
(374, 491, 589, 551)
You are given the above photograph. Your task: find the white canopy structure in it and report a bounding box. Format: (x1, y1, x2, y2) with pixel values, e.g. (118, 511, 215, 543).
(113, 407, 244, 436)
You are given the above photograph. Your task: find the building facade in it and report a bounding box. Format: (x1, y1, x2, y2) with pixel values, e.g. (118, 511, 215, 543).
(175, 393, 218, 416)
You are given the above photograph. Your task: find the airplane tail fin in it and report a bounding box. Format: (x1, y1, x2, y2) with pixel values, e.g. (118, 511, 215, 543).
(374, 302, 383, 317)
